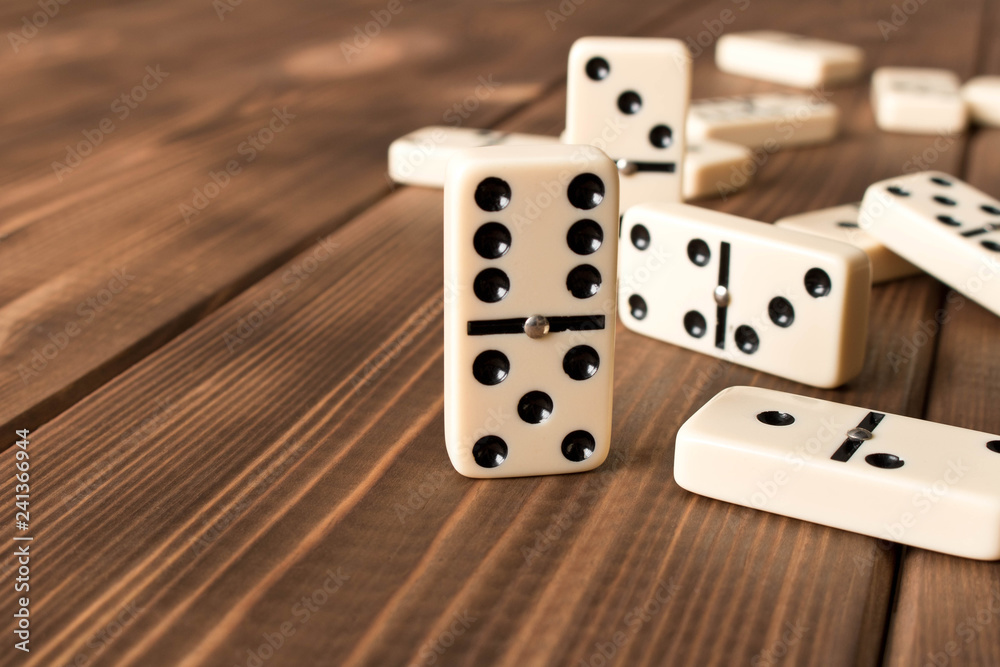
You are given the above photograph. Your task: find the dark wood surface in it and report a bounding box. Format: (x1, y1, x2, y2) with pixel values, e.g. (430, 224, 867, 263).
(1, 0, 998, 665)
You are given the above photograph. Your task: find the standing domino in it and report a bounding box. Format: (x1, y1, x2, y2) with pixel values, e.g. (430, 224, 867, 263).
(871, 67, 967, 134)
(389, 126, 558, 187)
(715, 31, 864, 88)
(776, 202, 920, 284)
(565, 37, 690, 212)
(687, 93, 839, 149)
(962, 76, 1000, 127)
(619, 203, 870, 388)
(675, 386, 1000, 560)
(683, 140, 754, 201)
(860, 171, 1000, 317)
(444, 144, 619, 478)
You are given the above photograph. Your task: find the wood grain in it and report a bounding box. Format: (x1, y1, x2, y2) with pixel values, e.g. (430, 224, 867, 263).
(1, 1, 997, 666)
(0, 0, 690, 437)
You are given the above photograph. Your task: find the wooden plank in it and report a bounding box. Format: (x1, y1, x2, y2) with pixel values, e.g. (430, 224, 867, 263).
(884, 1, 1000, 661)
(1, 1, 990, 666)
(0, 0, 683, 437)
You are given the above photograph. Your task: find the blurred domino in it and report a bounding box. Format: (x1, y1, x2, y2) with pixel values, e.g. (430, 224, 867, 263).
(675, 385, 1000, 560)
(776, 202, 920, 284)
(565, 36, 691, 212)
(683, 140, 754, 201)
(618, 203, 870, 388)
(860, 171, 1000, 317)
(871, 67, 967, 134)
(389, 126, 558, 187)
(687, 93, 839, 149)
(715, 31, 864, 88)
(962, 76, 1000, 127)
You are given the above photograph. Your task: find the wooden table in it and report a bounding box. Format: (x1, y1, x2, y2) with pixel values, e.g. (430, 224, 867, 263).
(2, 0, 998, 665)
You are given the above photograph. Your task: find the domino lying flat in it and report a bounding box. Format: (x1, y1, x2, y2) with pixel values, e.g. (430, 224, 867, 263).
(619, 203, 871, 388)
(388, 126, 558, 187)
(776, 202, 920, 284)
(674, 386, 1000, 560)
(962, 76, 1000, 127)
(715, 31, 864, 88)
(871, 67, 967, 134)
(687, 93, 838, 149)
(683, 140, 754, 201)
(565, 36, 690, 212)
(860, 171, 1000, 318)
(444, 144, 619, 478)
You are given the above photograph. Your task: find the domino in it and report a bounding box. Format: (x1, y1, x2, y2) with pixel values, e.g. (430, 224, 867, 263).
(683, 139, 755, 201)
(618, 203, 871, 388)
(871, 67, 967, 134)
(715, 31, 865, 88)
(674, 386, 1000, 560)
(687, 93, 839, 149)
(776, 202, 921, 284)
(962, 76, 1000, 128)
(444, 144, 619, 478)
(564, 36, 690, 212)
(388, 126, 558, 187)
(860, 171, 1000, 317)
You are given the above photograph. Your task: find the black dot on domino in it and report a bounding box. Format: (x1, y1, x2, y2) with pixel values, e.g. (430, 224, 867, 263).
(987, 440, 1000, 453)
(472, 350, 509, 386)
(933, 195, 957, 207)
(930, 176, 953, 187)
(561, 430, 596, 462)
(684, 311, 707, 338)
(586, 56, 610, 81)
(563, 345, 600, 381)
(629, 294, 647, 319)
(887, 185, 910, 197)
(630, 224, 650, 250)
(937, 215, 961, 227)
(474, 177, 511, 212)
(687, 239, 711, 266)
(567, 173, 605, 210)
(768, 297, 795, 328)
(981, 204, 1000, 216)
(865, 453, 904, 469)
(757, 411, 795, 426)
(566, 264, 601, 298)
(617, 91, 642, 114)
(472, 435, 507, 468)
(735, 325, 759, 354)
(983, 240, 1000, 253)
(474, 268, 509, 303)
(649, 125, 673, 149)
(836, 221, 860, 229)
(518, 391, 553, 424)
(473, 222, 511, 259)
(804, 268, 832, 298)
(567, 219, 603, 255)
